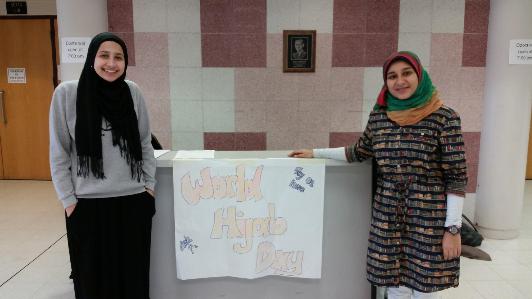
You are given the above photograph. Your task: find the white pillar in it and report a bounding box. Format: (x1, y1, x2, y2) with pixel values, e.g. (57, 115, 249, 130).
(56, 0, 108, 81)
(475, 0, 532, 239)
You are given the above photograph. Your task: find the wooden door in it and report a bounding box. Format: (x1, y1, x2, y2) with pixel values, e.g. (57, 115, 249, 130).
(0, 18, 56, 179)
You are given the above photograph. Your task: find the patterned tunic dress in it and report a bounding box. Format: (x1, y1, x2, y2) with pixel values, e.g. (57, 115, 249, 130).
(346, 106, 468, 293)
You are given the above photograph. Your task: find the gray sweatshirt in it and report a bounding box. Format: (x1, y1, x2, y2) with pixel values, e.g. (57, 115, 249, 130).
(49, 80, 156, 208)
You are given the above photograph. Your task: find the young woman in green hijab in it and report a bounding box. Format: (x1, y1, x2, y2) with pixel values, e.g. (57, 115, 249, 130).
(290, 51, 467, 298)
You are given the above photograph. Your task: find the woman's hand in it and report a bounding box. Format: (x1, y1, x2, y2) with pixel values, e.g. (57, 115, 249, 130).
(288, 149, 314, 158)
(442, 232, 461, 260)
(65, 204, 76, 217)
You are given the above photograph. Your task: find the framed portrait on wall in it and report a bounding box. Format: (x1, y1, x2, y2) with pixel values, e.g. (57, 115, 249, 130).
(283, 30, 316, 72)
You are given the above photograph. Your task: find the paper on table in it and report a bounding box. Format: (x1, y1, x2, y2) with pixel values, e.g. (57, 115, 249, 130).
(174, 150, 215, 159)
(154, 150, 170, 158)
(172, 159, 325, 279)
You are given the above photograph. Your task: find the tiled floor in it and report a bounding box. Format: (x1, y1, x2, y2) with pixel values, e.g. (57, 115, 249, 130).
(1, 180, 532, 298)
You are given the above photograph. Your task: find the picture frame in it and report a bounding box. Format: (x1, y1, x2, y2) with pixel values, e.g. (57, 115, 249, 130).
(283, 30, 316, 73)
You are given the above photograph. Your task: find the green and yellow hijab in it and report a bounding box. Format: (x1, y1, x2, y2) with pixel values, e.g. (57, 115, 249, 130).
(374, 51, 443, 126)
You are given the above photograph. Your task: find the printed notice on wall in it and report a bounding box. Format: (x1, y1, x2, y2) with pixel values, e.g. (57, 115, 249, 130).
(61, 37, 91, 64)
(7, 68, 26, 83)
(509, 40, 532, 64)
(172, 159, 325, 279)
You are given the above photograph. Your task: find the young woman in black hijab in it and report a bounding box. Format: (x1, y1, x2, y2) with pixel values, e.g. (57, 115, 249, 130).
(50, 32, 156, 299)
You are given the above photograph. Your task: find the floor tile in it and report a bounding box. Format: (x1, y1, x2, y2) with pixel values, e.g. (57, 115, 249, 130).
(488, 264, 532, 281)
(439, 281, 485, 299)
(460, 263, 503, 281)
(469, 281, 526, 299)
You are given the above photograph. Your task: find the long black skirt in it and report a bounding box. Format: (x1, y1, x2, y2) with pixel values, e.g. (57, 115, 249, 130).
(66, 191, 155, 299)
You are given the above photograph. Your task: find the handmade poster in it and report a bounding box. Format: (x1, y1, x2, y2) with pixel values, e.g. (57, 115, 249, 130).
(172, 159, 325, 280)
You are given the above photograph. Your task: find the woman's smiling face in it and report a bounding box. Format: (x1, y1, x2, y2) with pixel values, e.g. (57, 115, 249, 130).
(93, 41, 125, 82)
(385, 60, 419, 100)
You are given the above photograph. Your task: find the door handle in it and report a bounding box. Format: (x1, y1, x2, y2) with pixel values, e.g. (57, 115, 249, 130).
(0, 90, 5, 124)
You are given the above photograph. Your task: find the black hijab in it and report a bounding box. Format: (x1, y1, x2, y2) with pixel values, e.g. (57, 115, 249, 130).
(75, 32, 143, 181)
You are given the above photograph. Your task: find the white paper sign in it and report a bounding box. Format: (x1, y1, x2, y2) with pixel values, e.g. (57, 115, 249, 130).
(509, 39, 532, 64)
(173, 159, 325, 280)
(61, 37, 91, 64)
(7, 68, 26, 83)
